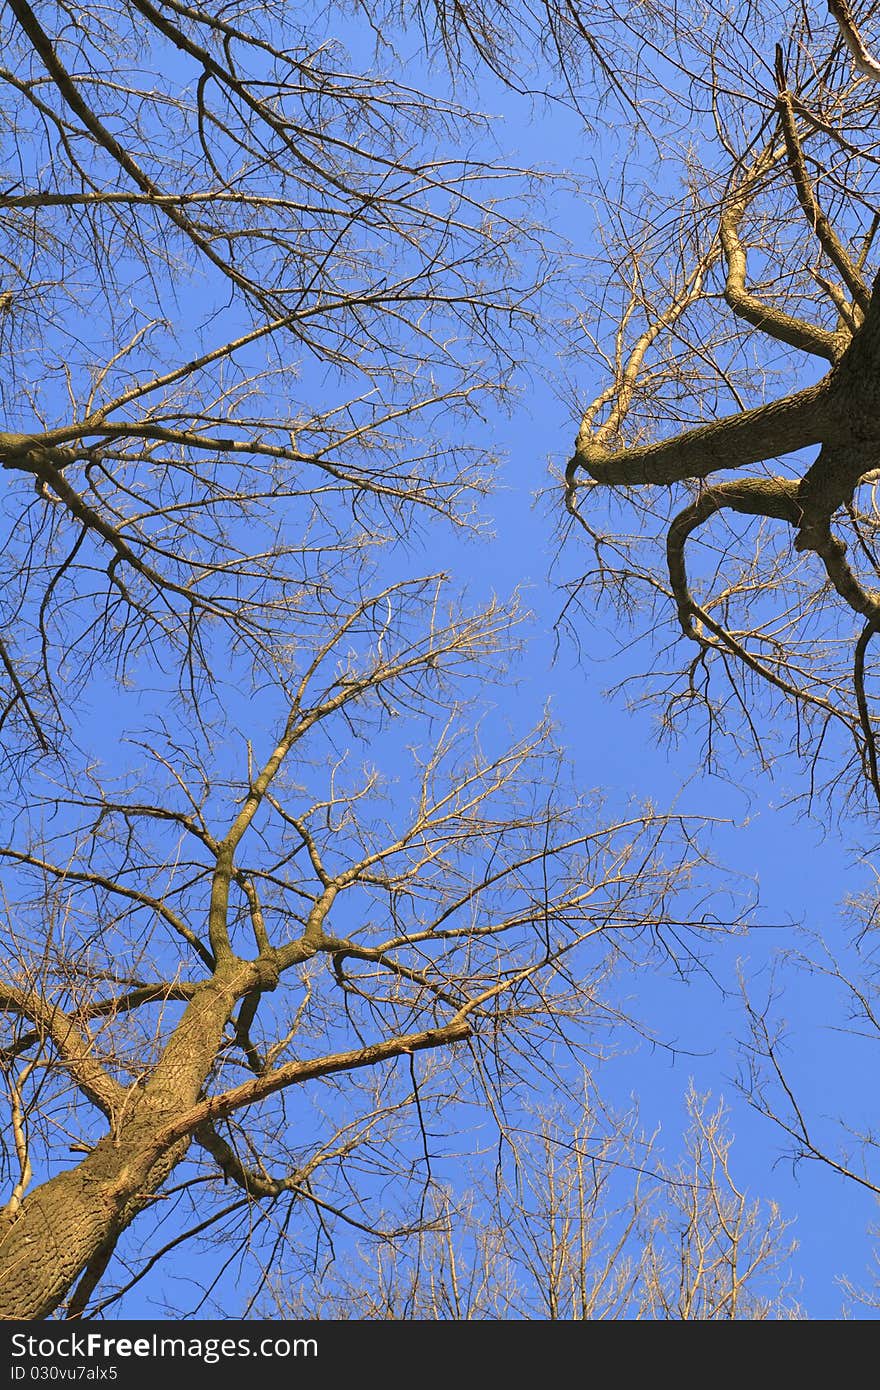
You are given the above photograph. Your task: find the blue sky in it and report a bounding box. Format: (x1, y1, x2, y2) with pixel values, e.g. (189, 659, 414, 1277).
(4, 0, 880, 1320)
(351, 18, 880, 1315)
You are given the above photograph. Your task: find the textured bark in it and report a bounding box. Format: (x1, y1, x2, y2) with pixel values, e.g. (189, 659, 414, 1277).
(573, 267, 880, 497)
(0, 947, 470, 1318)
(571, 257, 880, 671)
(828, 272, 880, 443)
(789, 281, 880, 542)
(0, 962, 260, 1319)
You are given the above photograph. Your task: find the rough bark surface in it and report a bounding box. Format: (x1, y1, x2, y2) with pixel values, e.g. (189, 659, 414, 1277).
(0, 965, 256, 1319)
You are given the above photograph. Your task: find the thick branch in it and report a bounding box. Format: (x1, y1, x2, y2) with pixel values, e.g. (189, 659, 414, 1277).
(720, 178, 844, 362)
(571, 380, 831, 487)
(149, 1020, 471, 1154)
(0, 984, 125, 1118)
(827, 0, 880, 80)
(854, 620, 880, 806)
(799, 514, 880, 623)
(195, 1122, 302, 1199)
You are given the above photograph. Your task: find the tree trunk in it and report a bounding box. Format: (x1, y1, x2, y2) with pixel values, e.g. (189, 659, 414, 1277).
(0, 962, 259, 1318)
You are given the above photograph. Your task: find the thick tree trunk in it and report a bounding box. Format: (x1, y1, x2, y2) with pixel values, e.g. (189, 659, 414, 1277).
(0, 962, 260, 1319)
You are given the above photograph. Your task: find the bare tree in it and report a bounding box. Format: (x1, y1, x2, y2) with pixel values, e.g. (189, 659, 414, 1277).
(564, 0, 880, 812)
(267, 1083, 802, 1320)
(0, 0, 547, 763)
(0, 1, 740, 1320)
(734, 919, 880, 1248)
(0, 571, 721, 1318)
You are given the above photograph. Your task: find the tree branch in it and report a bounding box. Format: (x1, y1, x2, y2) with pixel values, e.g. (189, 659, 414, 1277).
(570, 380, 832, 487)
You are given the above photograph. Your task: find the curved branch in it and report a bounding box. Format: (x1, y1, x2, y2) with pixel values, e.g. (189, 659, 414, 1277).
(720, 174, 845, 362)
(666, 477, 801, 635)
(800, 515, 880, 623)
(232, 989, 265, 1075)
(665, 459, 880, 652)
(195, 1122, 300, 1199)
(827, 0, 880, 80)
(854, 620, 880, 806)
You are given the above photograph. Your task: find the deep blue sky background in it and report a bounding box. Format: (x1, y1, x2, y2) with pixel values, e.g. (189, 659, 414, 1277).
(420, 360, 877, 1319)
(324, 26, 880, 1317)
(16, 1, 880, 1318)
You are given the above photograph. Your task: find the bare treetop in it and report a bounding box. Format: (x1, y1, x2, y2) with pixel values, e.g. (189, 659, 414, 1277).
(0, 0, 549, 768)
(564, 0, 880, 811)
